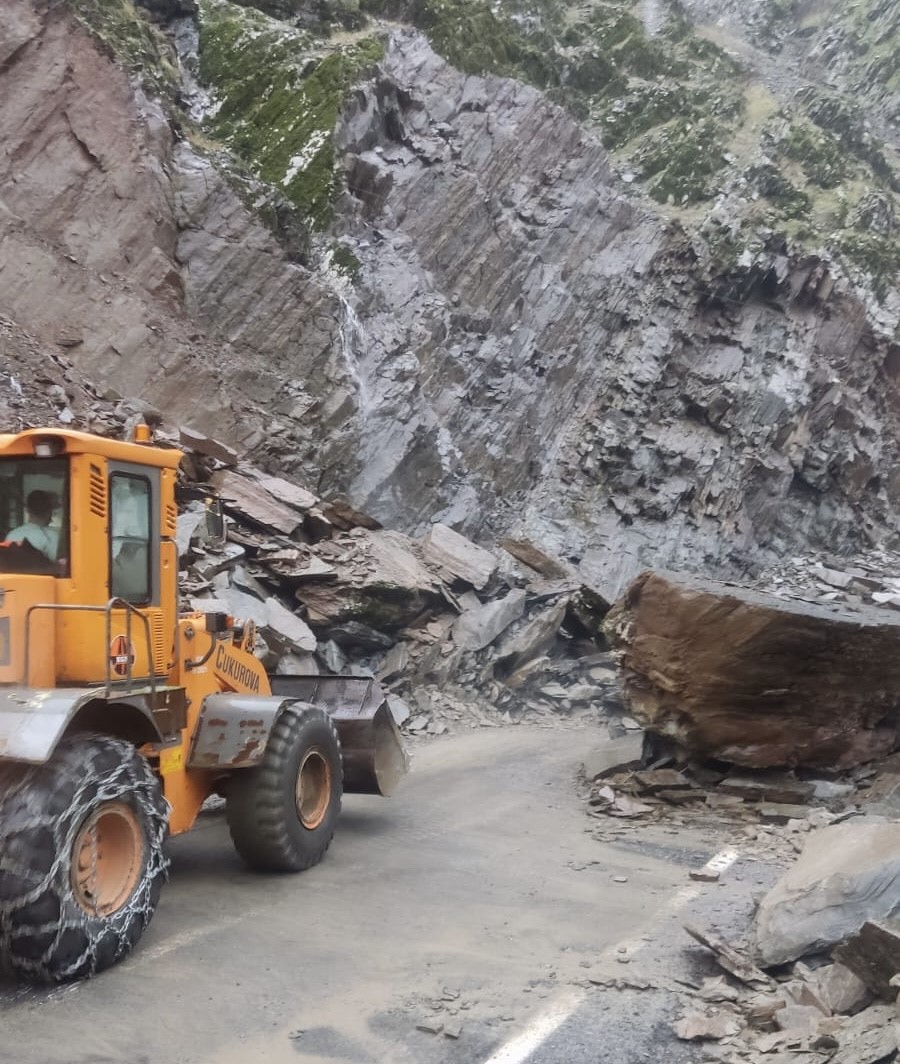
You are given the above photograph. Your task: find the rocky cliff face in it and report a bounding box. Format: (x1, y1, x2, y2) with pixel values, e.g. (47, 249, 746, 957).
(0, 0, 898, 600)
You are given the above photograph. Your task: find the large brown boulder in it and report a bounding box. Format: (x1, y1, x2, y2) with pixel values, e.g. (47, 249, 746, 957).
(604, 570, 900, 769)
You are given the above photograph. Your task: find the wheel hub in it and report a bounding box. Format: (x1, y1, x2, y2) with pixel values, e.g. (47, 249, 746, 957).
(295, 749, 331, 830)
(71, 802, 143, 917)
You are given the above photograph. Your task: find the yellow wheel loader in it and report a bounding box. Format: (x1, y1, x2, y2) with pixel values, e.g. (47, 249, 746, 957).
(0, 427, 407, 983)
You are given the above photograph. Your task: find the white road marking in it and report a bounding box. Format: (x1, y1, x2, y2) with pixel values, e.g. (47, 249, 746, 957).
(479, 846, 741, 1064)
(481, 988, 588, 1064)
(139, 909, 259, 962)
(668, 848, 740, 912)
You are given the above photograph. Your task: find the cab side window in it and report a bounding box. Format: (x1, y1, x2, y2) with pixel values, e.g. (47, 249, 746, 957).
(110, 474, 151, 603)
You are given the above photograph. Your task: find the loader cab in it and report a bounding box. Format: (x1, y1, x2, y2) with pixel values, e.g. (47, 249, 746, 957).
(0, 429, 181, 688)
(0, 455, 69, 576)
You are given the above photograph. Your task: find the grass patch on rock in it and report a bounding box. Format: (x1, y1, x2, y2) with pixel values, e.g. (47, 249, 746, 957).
(66, 0, 181, 98)
(199, 0, 385, 229)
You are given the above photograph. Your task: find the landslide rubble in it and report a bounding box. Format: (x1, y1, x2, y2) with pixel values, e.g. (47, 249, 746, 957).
(173, 426, 617, 734)
(578, 667, 900, 1064)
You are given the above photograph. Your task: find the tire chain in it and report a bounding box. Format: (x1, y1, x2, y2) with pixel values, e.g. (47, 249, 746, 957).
(0, 736, 169, 982)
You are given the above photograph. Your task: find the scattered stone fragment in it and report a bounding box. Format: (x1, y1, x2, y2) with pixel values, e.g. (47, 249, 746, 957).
(718, 777, 814, 805)
(213, 586, 268, 627)
(758, 803, 813, 824)
(817, 963, 872, 1016)
(211, 469, 302, 535)
(609, 794, 653, 818)
(862, 772, 900, 817)
(326, 622, 395, 651)
(386, 695, 411, 726)
(697, 977, 740, 1004)
(452, 589, 527, 651)
(263, 597, 317, 654)
(690, 866, 720, 883)
(318, 640, 348, 675)
(443, 1024, 462, 1040)
(657, 788, 705, 805)
(810, 779, 857, 801)
(377, 643, 410, 682)
(319, 498, 381, 531)
(176, 508, 208, 557)
(256, 476, 317, 513)
(834, 920, 900, 999)
(684, 924, 773, 989)
(672, 1009, 742, 1041)
(755, 820, 900, 965)
(415, 1020, 443, 1035)
(774, 1004, 825, 1034)
(275, 653, 319, 675)
(494, 600, 568, 672)
(565, 684, 606, 704)
(589, 666, 617, 683)
(180, 426, 239, 466)
(830, 1003, 897, 1064)
(706, 793, 746, 810)
(259, 549, 337, 582)
(633, 769, 693, 793)
(422, 523, 497, 590)
(500, 537, 568, 579)
(746, 997, 786, 1030)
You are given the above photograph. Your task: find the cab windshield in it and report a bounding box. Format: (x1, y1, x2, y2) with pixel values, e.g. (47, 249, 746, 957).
(0, 457, 69, 576)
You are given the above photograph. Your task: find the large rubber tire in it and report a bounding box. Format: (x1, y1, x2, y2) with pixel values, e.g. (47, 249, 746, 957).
(0, 736, 168, 983)
(226, 705, 342, 872)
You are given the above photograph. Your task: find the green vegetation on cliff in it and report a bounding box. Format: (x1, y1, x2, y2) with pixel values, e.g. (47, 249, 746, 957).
(357, 0, 745, 205)
(198, 0, 384, 228)
(66, 0, 181, 97)
(69, 0, 898, 300)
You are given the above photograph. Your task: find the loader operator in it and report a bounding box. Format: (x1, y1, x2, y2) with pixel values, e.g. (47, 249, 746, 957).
(6, 489, 59, 560)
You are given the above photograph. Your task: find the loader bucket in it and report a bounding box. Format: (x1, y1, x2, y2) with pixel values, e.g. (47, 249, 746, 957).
(269, 675, 409, 796)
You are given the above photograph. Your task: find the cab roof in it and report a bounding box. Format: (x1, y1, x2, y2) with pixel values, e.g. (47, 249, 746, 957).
(0, 428, 183, 470)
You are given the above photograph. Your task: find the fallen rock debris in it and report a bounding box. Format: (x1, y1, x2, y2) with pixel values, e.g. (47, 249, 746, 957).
(684, 925, 774, 991)
(657, 831, 900, 1064)
(17, 343, 900, 1059)
(667, 918, 900, 1061)
(171, 439, 900, 813)
(834, 921, 900, 1000)
(164, 427, 630, 733)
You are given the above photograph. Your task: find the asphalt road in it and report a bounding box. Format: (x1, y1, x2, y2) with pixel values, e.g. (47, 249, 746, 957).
(0, 724, 765, 1064)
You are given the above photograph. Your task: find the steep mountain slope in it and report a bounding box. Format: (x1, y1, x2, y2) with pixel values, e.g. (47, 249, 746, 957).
(0, 0, 897, 600)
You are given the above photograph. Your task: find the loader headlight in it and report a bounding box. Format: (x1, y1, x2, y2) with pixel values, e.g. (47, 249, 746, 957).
(33, 437, 64, 457)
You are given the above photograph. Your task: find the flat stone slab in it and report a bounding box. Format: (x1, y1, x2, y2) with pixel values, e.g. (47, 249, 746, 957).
(423, 523, 497, 590)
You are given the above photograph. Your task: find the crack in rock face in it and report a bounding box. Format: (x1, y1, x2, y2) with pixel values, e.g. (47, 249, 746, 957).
(330, 32, 900, 596)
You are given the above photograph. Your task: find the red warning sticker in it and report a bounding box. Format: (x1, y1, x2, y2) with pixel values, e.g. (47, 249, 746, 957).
(109, 634, 135, 677)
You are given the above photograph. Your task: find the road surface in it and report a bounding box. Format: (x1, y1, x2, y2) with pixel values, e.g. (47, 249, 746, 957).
(0, 724, 764, 1064)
